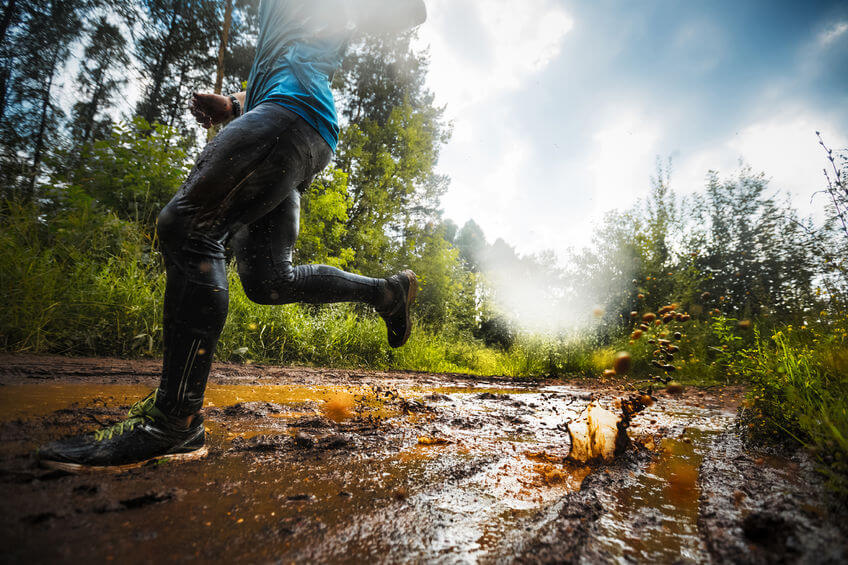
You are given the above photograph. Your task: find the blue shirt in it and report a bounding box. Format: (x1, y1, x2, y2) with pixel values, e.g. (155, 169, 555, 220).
(245, 0, 353, 152)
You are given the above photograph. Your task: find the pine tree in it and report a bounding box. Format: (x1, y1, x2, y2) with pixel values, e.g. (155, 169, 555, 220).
(0, 0, 87, 200)
(220, 0, 260, 93)
(69, 16, 129, 152)
(333, 32, 450, 274)
(0, 0, 18, 119)
(692, 168, 819, 319)
(134, 0, 219, 134)
(206, 0, 260, 140)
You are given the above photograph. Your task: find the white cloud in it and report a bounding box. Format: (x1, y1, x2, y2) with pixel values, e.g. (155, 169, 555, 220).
(587, 110, 662, 215)
(416, 0, 574, 112)
(415, 0, 576, 249)
(670, 20, 725, 73)
(439, 127, 532, 240)
(818, 21, 848, 46)
(413, 2, 848, 260)
(676, 109, 848, 220)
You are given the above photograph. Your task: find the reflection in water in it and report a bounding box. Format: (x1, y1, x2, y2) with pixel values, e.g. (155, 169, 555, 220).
(593, 412, 732, 564)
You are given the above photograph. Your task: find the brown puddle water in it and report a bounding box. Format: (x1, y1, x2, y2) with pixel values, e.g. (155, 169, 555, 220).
(0, 383, 385, 421)
(0, 381, 736, 563)
(591, 407, 734, 563)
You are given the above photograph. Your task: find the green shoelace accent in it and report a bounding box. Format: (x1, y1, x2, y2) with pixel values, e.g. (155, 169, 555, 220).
(94, 391, 158, 441)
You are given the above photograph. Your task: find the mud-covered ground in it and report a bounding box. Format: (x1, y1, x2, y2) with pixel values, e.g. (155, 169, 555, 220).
(0, 354, 846, 564)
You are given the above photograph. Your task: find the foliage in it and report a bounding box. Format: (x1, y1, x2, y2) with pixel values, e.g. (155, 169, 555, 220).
(398, 220, 476, 328)
(53, 117, 191, 230)
(297, 166, 356, 269)
(0, 0, 88, 200)
(817, 133, 848, 241)
(334, 32, 450, 274)
(1, 0, 847, 494)
(0, 196, 599, 378)
(133, 0, 220, 135)
(0, 196, 164, 355)
(219, 0, 262, 95)
(733, 321, 848, 495)
(68, 16, 129, 153)
(691, 168, 821, 320)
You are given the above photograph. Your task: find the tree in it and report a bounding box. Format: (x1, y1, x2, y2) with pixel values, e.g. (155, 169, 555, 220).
(212, 0, 233, 95)
(0, 0, 87, 201)
(134, 0, 219, 134)
(68, 16, 129, 154)
(334, 32, 450, 274)
(218, 0, 260, 94)
(55, 117, 192, 230)
(0, 0, 18, 120)
(205, 0, 260, 140)
(297, 166, 356, 269)
(691, 167, 820, 320)
(567, 209, 646, 337)
(454, 219, 486, 272)
(400, 220, 476, 330)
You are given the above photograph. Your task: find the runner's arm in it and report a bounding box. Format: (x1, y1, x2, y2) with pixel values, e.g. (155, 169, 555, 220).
(353, 0, 426, 34)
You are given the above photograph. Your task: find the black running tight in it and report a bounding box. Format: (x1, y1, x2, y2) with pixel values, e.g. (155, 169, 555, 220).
(154, 103, 388, 417)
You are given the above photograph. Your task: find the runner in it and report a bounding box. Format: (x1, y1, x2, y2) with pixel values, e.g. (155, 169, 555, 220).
(37, 0, 427, 472)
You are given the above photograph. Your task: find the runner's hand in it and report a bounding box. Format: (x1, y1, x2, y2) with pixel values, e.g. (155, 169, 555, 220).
(189, 93, 232, 128)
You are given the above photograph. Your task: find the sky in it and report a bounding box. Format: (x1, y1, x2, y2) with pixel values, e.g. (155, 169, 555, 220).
(413, 0, 848, 257)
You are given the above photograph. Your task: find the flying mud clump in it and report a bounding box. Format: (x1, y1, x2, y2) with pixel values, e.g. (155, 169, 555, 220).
(627, 296, 698, 395)
(569, 288, 716, 463)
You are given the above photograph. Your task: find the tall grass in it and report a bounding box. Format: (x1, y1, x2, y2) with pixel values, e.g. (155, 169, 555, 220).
(739, 324, 848, 495)
(0, 199, 165, 355)
(0, 199, 602, 377)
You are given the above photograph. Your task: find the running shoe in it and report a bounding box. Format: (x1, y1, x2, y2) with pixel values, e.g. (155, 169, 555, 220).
(379, 270, 418, 348)
(37, 390, 207, 473)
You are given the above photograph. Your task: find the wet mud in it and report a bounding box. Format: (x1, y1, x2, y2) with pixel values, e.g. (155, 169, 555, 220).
(0, 354, 845, 564)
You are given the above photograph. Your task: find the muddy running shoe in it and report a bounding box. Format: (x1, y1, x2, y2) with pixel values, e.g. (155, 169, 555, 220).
(37, 390, 207, 473)
(378, 270, 418, 348)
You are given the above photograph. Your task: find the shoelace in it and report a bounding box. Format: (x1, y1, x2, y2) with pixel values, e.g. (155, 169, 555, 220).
(94, 391, 157, 441)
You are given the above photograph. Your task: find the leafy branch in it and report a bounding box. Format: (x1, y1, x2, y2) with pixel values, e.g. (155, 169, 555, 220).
(816, 132, 848, 240)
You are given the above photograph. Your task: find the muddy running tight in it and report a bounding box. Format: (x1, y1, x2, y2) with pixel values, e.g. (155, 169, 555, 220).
(154, 103, 389, 417)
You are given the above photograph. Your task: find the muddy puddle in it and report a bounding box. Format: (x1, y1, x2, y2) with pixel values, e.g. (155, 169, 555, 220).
(0, 356, 845, 564)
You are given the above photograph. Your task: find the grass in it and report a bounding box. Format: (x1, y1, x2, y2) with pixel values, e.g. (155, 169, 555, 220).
(737, 322, 848, 495)
(0, 199, 602, 377)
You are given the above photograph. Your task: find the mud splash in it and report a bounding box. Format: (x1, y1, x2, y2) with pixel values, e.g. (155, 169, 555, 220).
(0, 360, 844, 564)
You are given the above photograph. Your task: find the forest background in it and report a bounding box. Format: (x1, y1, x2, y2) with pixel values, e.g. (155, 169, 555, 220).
(1, 0, 847, 492)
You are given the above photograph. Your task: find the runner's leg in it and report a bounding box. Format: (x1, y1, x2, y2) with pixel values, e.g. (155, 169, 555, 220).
(232, 185, 392, 307)
(154, 104, 316, 417)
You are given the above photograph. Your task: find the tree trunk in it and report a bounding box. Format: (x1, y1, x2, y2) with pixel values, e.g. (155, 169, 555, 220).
(166, 62, 188, 129)
(0, 61, 9, 123)
(27, 45, 58, 201)
(0, 0, 15, 123)
(142, 9, 179, 125)
(0, 0, 16, 46)
(213, 0, 233, 95)
(208, 0, 233, 142)
(81, 64, 106, 146)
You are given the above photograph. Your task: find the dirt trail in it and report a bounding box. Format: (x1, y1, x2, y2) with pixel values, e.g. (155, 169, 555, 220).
(0, 354, 845, 564)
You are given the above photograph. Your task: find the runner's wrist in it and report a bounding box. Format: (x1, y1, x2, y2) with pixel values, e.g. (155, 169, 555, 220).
(228, 94, 241, 118)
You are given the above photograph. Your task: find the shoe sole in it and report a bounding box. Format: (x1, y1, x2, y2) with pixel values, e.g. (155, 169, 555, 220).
(39, 446, 209, 474)
(396, 269, 418, 347)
